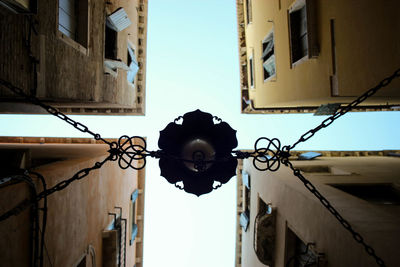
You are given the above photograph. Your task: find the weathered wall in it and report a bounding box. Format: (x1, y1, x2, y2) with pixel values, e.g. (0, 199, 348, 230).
(0, 137, 145, 266)
(241, 154, 400, 266)
(0, 182, 32, 267)
(239, 0, 400, 111)
(0, 0, 147, 115)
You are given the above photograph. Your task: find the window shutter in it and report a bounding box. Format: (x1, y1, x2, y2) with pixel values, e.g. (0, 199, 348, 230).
(306, 0, 319, 57)
(131, 189, 139, 202)
(242, 172, 250, 189)
(107, 8, 131, 32)
(263, 55, 276, 77)
(240, 212, 250, 232)
(131, 224, 138, 241)
(58, 0, 77, 39)
(127, 45, 139, 83)
(104, 59, 130, 71)
(298, 151, 322, 160)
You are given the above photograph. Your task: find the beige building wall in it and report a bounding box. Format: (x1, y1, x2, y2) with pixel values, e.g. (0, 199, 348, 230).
(237, 151, 400, 266)
(0, 0, 148, 115)
(237, 0, 400, 113)
(0, 136, 146, 267)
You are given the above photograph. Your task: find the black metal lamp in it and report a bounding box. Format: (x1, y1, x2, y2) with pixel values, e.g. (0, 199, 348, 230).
(158, 109, 238, 196)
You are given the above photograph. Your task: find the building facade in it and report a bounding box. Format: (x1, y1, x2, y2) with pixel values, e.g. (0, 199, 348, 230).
(236, 150, 400, 266)
(236, 0, 400, 114)
(0, 0, 148, 115)
(0, 136, 145, 267)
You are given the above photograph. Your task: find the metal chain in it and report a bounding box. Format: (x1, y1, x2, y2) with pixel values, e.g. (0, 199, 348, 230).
(289, 68, 400, 151)
(0, 78, 112, 146)
(35, 155, 112, 201)
(282, 158, 386, 267)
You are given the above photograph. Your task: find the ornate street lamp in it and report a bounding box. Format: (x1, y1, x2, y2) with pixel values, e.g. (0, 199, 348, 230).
(157, 109, 238, 196)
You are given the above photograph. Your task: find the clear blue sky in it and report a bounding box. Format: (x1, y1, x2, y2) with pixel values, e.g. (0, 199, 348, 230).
(1, 1, 400, 267)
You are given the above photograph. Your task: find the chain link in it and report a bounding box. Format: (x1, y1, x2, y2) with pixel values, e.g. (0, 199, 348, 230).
(290, 68, 400, 150)
(35, 155, 112, 200)
(0, 78, 111, 146)
(282, 158, 386, 267)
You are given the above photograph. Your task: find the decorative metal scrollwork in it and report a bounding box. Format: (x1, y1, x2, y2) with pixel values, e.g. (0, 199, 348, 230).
(252, 137, 282, 172)
(233, 137, 289, 172)
(111, 136, 151, 170)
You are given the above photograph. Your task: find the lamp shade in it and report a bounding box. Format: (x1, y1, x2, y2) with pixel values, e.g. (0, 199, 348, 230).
(158, 109, 238, 196)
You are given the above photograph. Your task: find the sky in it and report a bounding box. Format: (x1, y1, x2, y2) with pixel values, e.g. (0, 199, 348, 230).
(1, 1, 400, 267)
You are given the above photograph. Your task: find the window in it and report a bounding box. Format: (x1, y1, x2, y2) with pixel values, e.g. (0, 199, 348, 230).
(285, 227, 321, 267)
(330, 184, 400, 205)
(102, 229, 118, 267)
(257, 196, 271, 215)
(254, 196, 275, 266)
(288, 0, 318, 65)
(262, 30, 276, 81)
(249, 54, 254, 88)
(104, 8, 133, 75)
(58, 0, 89, 48)
(127, 43, 139, 84)
(245, 0, 252, 24)
(73, 254, 87, 267)
(105, 25, 117, 60)
(129, 189, 139, 245)
(240, 171, 251, 231)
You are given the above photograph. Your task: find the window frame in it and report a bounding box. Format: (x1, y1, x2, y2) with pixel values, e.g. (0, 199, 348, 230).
(245, 0, 252, 25)
(261, 28, 276, 82)
(288, 0, 318, 67)
(129, 189, 139, 246)
(249, 52, 255, 89)
(57, 0, 90, 55)
(285, 225, 320, 267)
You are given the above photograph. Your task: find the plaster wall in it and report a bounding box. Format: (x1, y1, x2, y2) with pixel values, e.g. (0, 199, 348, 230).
(0, 0, 147, 115)
(240, 0, 400, 110)
(241, 155, 400, 267)
(0, 138, 145, 267)
(0, 182, 32, 267)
